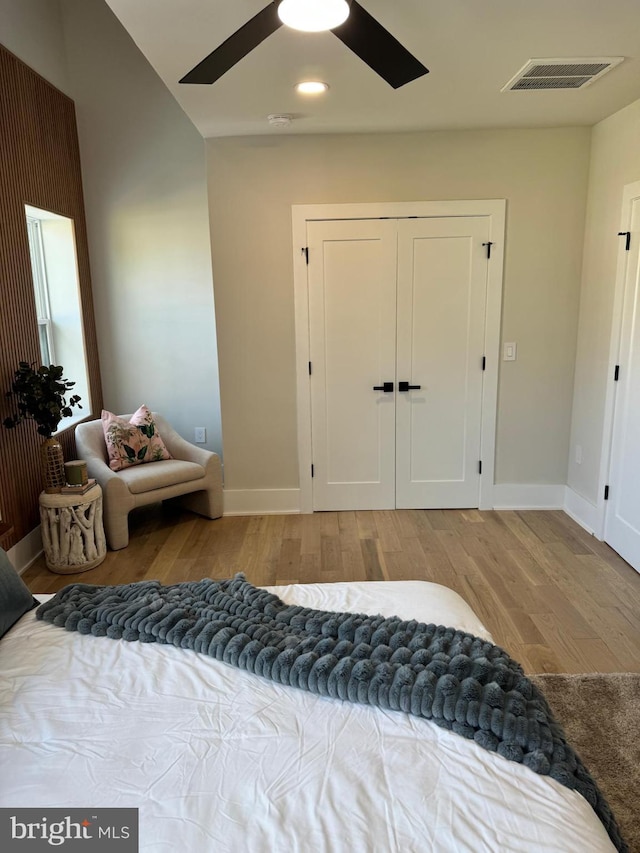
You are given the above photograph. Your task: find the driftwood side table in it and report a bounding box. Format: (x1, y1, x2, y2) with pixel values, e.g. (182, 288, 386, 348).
(39, 484, 107, 573)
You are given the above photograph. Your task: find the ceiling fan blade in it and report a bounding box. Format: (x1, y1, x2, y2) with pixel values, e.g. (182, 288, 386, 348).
(331, 0, 428, 89)
(180, 2, 282, 85)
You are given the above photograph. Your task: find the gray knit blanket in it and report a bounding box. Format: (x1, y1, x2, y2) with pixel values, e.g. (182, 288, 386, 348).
(37, 574, 626, 852)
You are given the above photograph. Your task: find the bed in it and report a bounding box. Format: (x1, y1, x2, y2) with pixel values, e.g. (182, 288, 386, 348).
(0, 578, 619, 852)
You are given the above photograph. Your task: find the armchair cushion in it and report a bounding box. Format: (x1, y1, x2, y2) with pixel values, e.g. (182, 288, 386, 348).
(102, 405, 171, 471)
(117, 459, 205, 495)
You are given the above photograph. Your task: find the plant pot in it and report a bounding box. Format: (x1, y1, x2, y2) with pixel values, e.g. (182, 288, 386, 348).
(41, 437, 65, 494)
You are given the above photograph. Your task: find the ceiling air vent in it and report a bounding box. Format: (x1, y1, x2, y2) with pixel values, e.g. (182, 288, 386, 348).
(502, 57, 623, 92)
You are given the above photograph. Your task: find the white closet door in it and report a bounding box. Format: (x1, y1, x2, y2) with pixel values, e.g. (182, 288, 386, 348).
(605, 194, 640, 572)
(395, 217, 489, 508)
(308, 219, 397, 510)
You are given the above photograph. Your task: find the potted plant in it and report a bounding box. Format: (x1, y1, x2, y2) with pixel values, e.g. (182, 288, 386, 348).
(3, 362, 82, 493)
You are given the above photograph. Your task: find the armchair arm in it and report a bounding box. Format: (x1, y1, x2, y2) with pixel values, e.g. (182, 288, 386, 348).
(154, 416, 221, 473)
(75, 421, 136, 549)
(75, 423, 134, 506)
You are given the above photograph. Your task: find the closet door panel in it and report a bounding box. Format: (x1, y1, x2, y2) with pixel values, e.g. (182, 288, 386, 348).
(396, 217, 489, 508)
(308, 219, 397, 510)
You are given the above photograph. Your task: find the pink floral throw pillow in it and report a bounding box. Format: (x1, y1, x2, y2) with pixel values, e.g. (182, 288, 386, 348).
(102, 405, 172, 472)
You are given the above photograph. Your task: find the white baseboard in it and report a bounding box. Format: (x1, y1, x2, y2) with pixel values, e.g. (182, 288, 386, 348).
(563, 486, 601, 537)
(223, 489, 301, 516)
(8, 525, 43, 575)
(223, 484, 574, 515)
(492, 484, 565, 510)
(223, 484, 570, 515)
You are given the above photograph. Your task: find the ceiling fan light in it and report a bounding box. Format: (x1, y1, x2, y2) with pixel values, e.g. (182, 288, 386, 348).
(278, 0, 350, 33)
(296, 80, 330, 94)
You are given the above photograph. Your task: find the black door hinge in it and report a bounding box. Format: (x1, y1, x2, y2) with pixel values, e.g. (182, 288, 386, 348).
(618, 232, 631, 251)
(478, 461, 482, 474)
(308, 361, 312, 375)
(311, 464, 314, 478)
(614, 365, 620, 381)
(604, 485, 609, 500)
(303, 247, 309, 264)
(482, 356, 486, 371)
(482, 242, 494, 259)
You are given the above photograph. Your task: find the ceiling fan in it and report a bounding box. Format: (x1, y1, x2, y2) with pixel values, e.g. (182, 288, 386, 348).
(179, 0, 429, 89)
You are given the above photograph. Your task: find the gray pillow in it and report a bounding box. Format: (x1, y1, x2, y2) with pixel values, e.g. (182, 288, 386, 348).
(0, 547, 38, 639)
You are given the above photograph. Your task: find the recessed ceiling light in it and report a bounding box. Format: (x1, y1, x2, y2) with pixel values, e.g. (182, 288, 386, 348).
(295, 81, 330, 95)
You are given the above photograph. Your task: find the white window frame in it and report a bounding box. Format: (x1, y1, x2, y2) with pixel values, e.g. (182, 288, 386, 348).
(26, 216, 56, 366)
(24, 204, 91, 434)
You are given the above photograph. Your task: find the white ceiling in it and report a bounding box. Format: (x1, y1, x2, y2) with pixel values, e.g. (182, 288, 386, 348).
(104, 0, 640, 139)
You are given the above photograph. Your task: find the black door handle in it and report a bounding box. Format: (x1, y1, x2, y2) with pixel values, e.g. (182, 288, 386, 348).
(372, 382, 394, 392)
(398, 381, 421, 392)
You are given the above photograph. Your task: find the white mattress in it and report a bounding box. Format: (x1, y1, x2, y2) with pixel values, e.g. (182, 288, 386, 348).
(0, 580, 614, 852)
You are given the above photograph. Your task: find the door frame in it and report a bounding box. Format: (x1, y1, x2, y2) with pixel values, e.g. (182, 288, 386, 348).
(598, 180, 640, 540)
(291, 200, 507, 514)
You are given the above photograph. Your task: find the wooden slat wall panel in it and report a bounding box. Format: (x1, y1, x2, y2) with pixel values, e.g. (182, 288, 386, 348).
(0, 46, 103, 551)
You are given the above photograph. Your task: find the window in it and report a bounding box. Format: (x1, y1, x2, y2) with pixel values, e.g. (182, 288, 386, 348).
(26, 217, 56, 366)
(24, 205, 91, 433)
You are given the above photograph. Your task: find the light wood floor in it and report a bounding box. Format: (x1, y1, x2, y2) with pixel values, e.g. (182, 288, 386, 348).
(23, 506, 640, 675)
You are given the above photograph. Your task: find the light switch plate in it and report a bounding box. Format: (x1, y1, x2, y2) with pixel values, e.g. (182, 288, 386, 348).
(194, 427, 206, 444)
(503, 342, 517, 361)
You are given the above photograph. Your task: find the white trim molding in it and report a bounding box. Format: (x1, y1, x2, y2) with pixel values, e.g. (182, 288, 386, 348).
(595, 179, 640, 544)
(8, 526, 43, 575)
(491, 484, 565, 510)
(223, 489, 301, 516)
(563, 487, 600, 537)
(223, 484, 574, 515)
(292, 199, 507, 514)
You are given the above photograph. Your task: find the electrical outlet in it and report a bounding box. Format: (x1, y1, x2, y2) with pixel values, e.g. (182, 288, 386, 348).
(575, 444, 582, 465)
(194, 427, 206, 444)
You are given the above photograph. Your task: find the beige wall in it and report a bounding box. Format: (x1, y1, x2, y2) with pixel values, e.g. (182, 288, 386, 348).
(568, 97, 640, 507)
(207, 128, 591, 493)
(58, 0, 222, 454)
(0, 0, 69, 94)
(1, 0, 223, 456)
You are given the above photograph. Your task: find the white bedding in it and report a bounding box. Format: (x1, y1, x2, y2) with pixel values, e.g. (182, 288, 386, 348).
(0, 580, 614, 852)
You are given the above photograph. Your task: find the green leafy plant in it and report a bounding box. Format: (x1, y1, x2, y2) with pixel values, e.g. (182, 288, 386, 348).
(3, 362, 82, 438)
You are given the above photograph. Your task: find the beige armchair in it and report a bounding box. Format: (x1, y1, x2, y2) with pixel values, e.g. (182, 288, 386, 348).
(75, 413, 223, 551)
